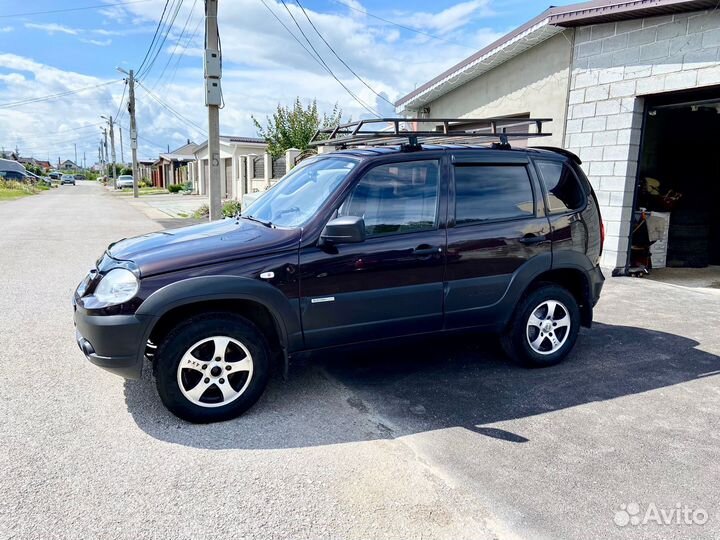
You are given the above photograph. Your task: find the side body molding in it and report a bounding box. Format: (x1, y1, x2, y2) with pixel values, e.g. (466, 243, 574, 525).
(137, 276, 304, 354)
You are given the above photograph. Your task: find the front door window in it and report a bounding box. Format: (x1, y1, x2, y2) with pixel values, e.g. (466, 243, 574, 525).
(338, 160, 440, 237)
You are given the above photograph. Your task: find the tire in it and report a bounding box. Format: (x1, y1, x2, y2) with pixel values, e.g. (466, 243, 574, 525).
(500, 284, 581, 368)
(154, 312, 271, 423)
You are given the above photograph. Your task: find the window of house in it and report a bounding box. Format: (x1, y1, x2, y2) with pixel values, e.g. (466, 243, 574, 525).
(338, 160, 439, 237)
(535, 160, 584, 214)
(454, 165, 534, 224)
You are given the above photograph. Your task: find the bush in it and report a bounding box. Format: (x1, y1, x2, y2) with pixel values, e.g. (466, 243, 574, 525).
(222, 200, 242, 217)
(192, 200, 241, 218)
(193, 203, 209, 218)
(168, 183, 183, 193)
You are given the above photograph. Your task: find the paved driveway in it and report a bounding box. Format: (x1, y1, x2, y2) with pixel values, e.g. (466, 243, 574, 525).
(1, 182, 719, 539)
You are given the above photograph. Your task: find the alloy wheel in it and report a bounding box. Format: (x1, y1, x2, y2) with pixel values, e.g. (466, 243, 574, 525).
(176, 336, 254, 408)
(525, 300, 572, 355)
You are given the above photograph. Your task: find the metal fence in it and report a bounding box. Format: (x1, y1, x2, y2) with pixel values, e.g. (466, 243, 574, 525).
(252, 156, 264, 179)
(271, 156, 286, 179)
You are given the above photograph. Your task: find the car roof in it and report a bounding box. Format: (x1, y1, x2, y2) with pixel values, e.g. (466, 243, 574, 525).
(327, 145, 576, 162)
(0, 158, 27, 174)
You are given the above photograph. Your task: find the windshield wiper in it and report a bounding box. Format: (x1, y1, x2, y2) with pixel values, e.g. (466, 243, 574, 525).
(241, 214, 274, 228)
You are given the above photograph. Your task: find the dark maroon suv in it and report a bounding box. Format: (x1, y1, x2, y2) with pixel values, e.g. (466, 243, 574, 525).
(73, 119, 604, 423)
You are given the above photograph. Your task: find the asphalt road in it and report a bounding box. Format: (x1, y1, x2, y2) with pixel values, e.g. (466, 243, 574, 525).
(1, 182, 719, 539)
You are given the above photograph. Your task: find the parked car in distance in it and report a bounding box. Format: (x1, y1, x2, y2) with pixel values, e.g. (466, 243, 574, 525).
(48, 172, 61, 180)
(115, 175, 134, 189)
(74, 174, 87, 181)
(25, 170, 52, 186)
(60, 174, 76, 186)
(0, 158, 30, 181)
(73, 118, 605, 423)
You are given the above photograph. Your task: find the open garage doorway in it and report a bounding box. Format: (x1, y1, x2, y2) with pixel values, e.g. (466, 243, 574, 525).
(632, 86, 720, 288)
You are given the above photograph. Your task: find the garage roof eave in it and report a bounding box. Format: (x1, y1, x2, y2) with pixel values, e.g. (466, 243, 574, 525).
(395, 16, 562, 112)
(396, 0, 714, 112)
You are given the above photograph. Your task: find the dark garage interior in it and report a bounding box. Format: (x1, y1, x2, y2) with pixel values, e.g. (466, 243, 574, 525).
(634, 87, 720, 284)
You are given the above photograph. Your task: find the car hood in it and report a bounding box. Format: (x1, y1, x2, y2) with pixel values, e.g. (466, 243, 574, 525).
(108, 217, 301, 276)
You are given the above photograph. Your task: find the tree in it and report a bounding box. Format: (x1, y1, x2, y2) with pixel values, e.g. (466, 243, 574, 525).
(252, 98, 342, 158)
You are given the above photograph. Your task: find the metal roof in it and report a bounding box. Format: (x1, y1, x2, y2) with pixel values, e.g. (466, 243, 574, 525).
(396, 0, 713, 111)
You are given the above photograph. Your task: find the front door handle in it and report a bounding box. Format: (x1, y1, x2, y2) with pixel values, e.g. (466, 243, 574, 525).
(413, 244, 442, 255)
(519, 235, 547, 245)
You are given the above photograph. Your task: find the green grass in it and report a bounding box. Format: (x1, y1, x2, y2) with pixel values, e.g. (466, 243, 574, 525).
(116, 187, 169, 196)
(0, 189, 31, 201)
(0, 180, 45, 201)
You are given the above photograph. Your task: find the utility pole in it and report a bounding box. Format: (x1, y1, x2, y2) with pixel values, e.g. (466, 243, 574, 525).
(119, 126, 125, 164)
(74, 143, 78, 169)
(127, 69, 139, 198)
(205, 0, 222, 220)
(105, 114, 117, 189)
(102, 128, 109, 169)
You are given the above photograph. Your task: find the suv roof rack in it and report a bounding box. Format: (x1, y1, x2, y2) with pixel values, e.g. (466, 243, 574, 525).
(309, 117, 552, 150)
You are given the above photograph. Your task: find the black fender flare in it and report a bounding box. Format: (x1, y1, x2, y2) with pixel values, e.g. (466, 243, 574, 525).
(492, 252, 553, 328)
(136, 276, 303, 369)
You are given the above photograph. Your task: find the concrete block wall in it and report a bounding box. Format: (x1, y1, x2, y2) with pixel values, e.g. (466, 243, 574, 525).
(565, 9, 720, 268)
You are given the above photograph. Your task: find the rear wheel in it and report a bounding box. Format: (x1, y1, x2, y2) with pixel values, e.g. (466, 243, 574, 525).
(501, 284, 580, 368)
(154, 313, 271, 423)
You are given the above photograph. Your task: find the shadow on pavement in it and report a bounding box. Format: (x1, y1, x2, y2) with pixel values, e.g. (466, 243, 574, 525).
(124, 322, 720, 449)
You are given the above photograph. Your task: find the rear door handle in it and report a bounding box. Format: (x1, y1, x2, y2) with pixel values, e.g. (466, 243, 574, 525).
(519, 235, 547, 245)
(413, 244, 442, 255)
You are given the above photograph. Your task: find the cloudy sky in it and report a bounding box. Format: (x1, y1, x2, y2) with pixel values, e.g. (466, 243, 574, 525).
(0, 0, 572, 165)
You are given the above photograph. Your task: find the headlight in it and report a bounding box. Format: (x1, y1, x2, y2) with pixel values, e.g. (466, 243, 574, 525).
(93, 268, 139, 305)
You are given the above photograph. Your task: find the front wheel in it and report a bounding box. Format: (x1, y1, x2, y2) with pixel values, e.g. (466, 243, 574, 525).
(154, 313, 271, 423)
(501, 284, 580, 368)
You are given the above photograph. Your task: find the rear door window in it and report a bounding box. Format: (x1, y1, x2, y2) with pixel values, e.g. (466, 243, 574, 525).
(535, 160, 585, 214)
(453, 165, 535, 224)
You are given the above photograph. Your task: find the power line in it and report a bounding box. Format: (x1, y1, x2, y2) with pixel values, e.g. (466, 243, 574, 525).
(263, 0, 378, 117)
(279, 0, 379, 116)
(327, 0, 477, 51)
(149, 0, 199, 89)
(114, 80, 128, 122)
(0, 80, 120, 109)
(138, 0, 185, 81)
(136, 80, 206, 134)
(135, 0, 171, 77)
(164, 9, 204, 88)
(295, 0, 393, 107)
(0, 0, 153, 19)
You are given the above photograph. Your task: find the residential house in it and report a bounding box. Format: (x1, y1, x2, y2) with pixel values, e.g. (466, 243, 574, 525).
(137, 159, 154, 182)
(60, 159, 79, 171)
(17, 157, 51, 171)
(189, 136, 267, 199)
(151, 141, 198, 188)
(397, 0, 720, 272)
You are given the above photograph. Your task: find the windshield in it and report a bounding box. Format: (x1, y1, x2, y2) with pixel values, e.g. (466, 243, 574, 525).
(243, 156, 356, 228)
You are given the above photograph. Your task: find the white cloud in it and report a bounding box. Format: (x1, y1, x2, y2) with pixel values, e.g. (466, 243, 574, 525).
(80, 38, 113, 47)
(24, 23, 78, 36)
(0, 26, 13, 33)
(2, 0, 510, 164)
(402, 0, 494, 34)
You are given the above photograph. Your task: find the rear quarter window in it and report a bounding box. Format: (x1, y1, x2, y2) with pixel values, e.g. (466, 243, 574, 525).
(535, 160, 585, 214)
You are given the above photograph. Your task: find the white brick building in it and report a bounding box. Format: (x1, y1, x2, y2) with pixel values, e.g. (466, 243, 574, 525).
(397, 0, 720, 272)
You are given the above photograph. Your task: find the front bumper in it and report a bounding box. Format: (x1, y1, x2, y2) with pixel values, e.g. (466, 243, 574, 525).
(74, 307, 153, 379)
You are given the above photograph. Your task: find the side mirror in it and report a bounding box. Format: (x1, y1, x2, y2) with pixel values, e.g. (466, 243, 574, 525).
(320, 215, 366, 245)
